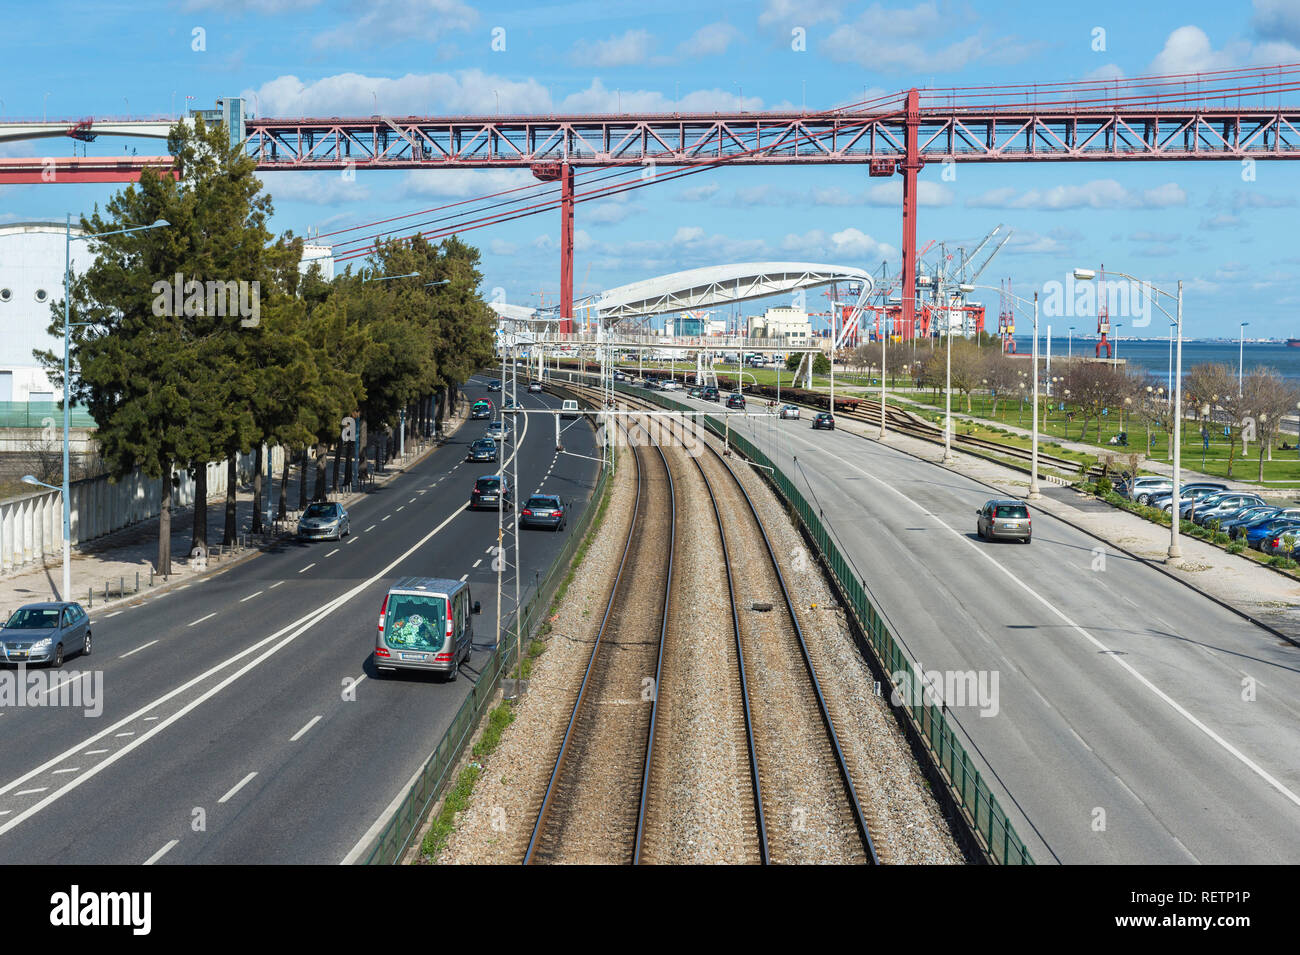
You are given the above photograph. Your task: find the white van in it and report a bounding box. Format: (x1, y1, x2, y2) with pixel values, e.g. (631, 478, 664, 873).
(560, 399, 580, 419)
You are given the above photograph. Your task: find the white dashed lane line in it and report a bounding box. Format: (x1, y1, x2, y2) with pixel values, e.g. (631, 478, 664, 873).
(472, 559, 482, 568)
(298, 563, 316, 574)
(381, 515, 391, 522)
(269, 581, 285, 589)
(144, 839, 178, 865)
(119, 640, 158, 659)
(104, 611, 122, 619)
(51, 768, 79, 776)
(459, 574, 468, 582)
(325, 548, 339, 557)
(347, 537, 358, 544)
(83, 749, 108, 756)
(291, 716, 322, 742)
(218, 772, 257, 804)
(364, 525, 375, 533)
(188, 613, 217, 627)
(239, 591, 262, 603)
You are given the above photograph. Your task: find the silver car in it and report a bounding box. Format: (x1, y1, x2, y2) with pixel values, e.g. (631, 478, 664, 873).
(297, 501, 350, 540)
(485, 419, 511, 442)
(1, 602, 92, 667)
(976, 499, 1032, 543)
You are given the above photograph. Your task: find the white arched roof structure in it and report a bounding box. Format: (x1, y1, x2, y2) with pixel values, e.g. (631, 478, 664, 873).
(581, 262, 873, 324)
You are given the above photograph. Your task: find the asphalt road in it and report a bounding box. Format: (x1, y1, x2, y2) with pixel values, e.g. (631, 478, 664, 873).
(0, 376, 599, 864)
(633, 381, 1300, 864)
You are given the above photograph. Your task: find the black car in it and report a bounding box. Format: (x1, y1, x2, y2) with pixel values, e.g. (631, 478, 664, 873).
(470, 475, 512, 510)
(520, 494, 567, 531)
(467, 438, 498, 463)
(725, 393, 746, 409)
(701, 386, 720, 401)
(470, 400, 492, 420)
(486, 379, 502, 392)
(812, 412, 835, 430)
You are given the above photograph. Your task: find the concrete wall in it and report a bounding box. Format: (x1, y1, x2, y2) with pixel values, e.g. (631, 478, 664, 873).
(0, 447, 283, 576)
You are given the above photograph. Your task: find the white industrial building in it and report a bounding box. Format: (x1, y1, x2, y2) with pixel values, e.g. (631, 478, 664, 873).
(747, 306, 812, 347)
(0, 221, 93, 402)
(299, 243, 334, 281)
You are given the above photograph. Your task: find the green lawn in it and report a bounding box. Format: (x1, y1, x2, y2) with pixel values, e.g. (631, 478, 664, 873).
(904, 389, 1300, 485)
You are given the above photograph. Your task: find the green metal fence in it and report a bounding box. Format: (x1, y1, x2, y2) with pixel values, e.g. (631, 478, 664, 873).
(361, 457, 610, 865)
(611, 382, 1034, 865)
(0, 401, 97, 429)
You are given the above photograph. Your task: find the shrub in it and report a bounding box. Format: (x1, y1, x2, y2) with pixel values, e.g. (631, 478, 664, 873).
(1227, 540, 1246, 554)
(1094, 474, 1113, 496)
(1267, 554, 1298, 570)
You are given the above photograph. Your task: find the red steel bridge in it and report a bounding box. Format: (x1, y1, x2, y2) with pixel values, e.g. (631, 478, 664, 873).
(7, 64, 1300, 334)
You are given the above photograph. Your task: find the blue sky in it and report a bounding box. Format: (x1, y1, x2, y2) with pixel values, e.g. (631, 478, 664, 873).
(3, 1, 1300, 336)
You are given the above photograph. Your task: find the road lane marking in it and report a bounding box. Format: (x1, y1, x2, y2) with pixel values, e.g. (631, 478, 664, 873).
(119, 640, 158, 658)
(269, 581, 285, 589)
(104, 611, 123, 619)
(777, 421, 1300, 812)
(51, 768, 79, 775)
(0, 499, 473, 837)
(239, 591, 263, 603)
(408, 497, 416, 504)
(381, 515, 391, 522)
(15, 788, 46, 796)
(83, 749, 108, 756)
(364, 525, 375, 532)
(396, 506, 404, 512)
(218, 772, 257, 804)
(473, 559, 482, 568)
(115, 732, 134, 738)
(188, 612, 217, 627)
(325, 548, 339, 557)
(298, 563, 316, 573)
(291, 715, 322, 742)
(460, 574, 468, 581)
(144, 840, 178, 865)
(347, 537, 358, 544)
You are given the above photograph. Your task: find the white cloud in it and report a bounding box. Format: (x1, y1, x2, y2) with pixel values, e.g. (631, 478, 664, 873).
(673, 226, 705, 244)
(678, 183, 720, 201)
(398, 168, 535, 199)
(1201, 213, 1244, 230)
(678, 22, 742, 56)
(822, 2, 1024, 73)
(257, 171, 371, 204)
(183, 0, 318, 10)
(1252, 0, 1300, 43)
(559, 79, 759, 113)
(780, 227, 896, 262)
(570, 29, 656, 67)
(1148, 23, 1300, 73)
(312, 0, 477, 50)
(758, 0, 847, 29)
(244, 69, 552, 117)
(967, 179, 1186, 210)
(489, 239, 518, 256)
(1082, 63, 1125, 82)
(863, 180, 954, 207)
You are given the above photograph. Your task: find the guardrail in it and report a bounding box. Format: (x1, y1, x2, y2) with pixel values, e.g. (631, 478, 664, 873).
(611, 380, 1034, 865)
(360, 436, 609, 865)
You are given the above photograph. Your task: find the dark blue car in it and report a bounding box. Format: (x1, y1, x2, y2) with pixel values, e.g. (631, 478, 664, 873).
(1245, 518, 1300, 550)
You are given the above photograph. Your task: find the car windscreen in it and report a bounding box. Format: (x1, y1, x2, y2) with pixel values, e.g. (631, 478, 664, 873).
(526, 497, 557, 508)
(303, 503, 337, 518)
(5, 608, 60, 629)
(994, 505, 1029, 519)
(383, 594, 446, 651)
(477, 478, 501, 491)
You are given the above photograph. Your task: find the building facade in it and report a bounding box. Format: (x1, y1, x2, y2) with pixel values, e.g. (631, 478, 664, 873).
(747, 306, 812, 347)
(0, 222, 92, 402)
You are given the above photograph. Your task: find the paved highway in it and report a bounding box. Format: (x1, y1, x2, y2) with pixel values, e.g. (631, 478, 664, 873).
(0, 377, 599, 864)
(658, 384, 1300, 863)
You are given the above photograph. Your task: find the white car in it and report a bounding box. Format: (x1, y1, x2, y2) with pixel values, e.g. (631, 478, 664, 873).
(661, 380, 681, 391)
(486, 420, 511, 441)
(779, 404, 800, 419)
(528, 381, 543, 393)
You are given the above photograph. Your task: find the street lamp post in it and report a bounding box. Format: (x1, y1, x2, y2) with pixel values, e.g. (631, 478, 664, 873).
(1076, 267, 1183, 560)
(943, 316, 953, 463)
(1068, 326, 1074, 362)
(60, 214, 170, 598)
(1239, 321, 1250, 397)
(1114, 323, 1123, 363)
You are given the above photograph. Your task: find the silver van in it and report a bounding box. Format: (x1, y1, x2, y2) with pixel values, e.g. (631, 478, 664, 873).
(374, 576, 480, 681)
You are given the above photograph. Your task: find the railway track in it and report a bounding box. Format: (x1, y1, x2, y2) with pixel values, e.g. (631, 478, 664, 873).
(524, 419, 674, 864)
(561, 385, 880, 864)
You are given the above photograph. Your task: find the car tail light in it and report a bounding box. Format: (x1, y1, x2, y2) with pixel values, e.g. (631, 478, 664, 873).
(375, 646, 390, 658)
(446, 604, 453, 638)
(522, 508, 533, 516)
(554, 509, 563, 517)
(377, 594, 388, 633)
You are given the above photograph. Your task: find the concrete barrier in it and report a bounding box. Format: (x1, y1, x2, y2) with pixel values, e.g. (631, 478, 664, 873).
(0, 448, 284, 576)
